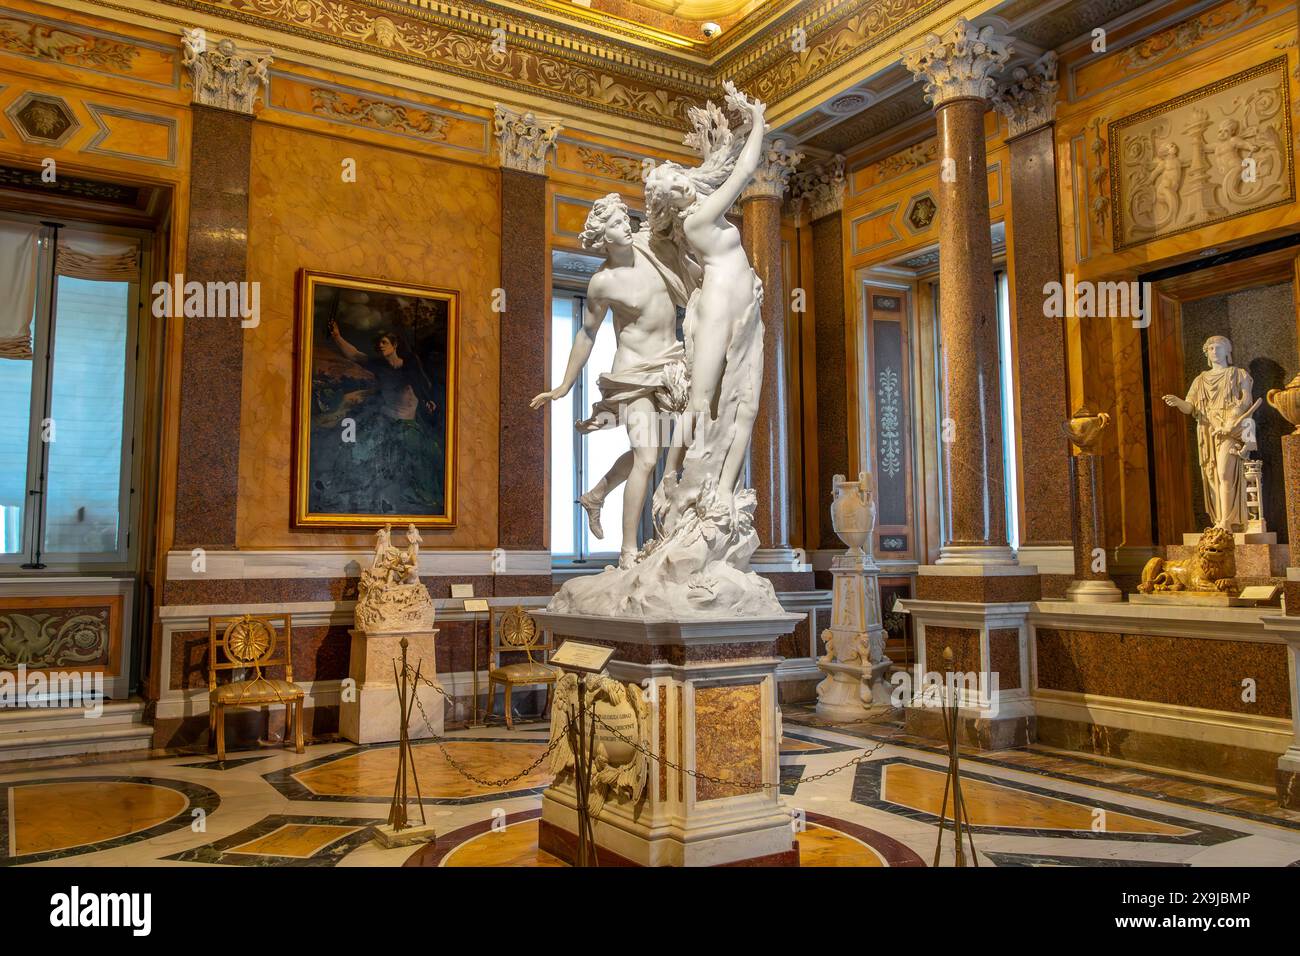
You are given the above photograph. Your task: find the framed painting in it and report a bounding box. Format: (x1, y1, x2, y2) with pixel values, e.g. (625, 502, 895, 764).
(293, 270, 457, 529)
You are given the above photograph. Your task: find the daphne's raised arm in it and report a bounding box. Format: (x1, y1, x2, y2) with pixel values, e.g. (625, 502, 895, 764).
(692, 84, 768, 225)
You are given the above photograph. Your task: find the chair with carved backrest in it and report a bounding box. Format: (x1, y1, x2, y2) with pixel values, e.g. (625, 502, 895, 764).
(207, 613, 305, 760)
(484, 605, 558, 730)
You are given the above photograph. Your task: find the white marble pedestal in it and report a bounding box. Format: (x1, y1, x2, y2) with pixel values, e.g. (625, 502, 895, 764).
(339, 627, 443, 745)
(530, 610, 802, 867)
(816, 551, 891, 721)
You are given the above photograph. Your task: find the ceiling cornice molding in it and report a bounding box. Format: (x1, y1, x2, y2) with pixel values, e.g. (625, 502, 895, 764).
(110, 0, 966, 135)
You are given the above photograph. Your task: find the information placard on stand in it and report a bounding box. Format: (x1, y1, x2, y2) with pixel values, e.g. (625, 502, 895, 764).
(551, 640, 614, 675)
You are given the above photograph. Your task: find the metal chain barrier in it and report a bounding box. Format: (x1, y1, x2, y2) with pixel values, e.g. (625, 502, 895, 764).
(400, 662, 563, 789)
(397, 660, 888, 793)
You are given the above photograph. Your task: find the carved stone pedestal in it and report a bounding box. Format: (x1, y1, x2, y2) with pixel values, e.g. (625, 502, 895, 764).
(340, 628, 443, 745)
(1067, 452, 1122, 603)
(531, 611, 801, 867)
(898, 590, 1036, 750)
(816, 552, 891, 721)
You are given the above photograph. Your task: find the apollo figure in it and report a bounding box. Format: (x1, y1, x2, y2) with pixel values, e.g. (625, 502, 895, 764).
(530, 193, 689, 568)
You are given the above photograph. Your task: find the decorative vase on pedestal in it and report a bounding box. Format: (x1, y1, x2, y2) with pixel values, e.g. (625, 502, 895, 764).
(815, 473, 892, 720)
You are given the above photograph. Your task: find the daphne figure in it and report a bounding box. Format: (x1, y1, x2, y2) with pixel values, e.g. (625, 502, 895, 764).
(644, 83, 768, 503)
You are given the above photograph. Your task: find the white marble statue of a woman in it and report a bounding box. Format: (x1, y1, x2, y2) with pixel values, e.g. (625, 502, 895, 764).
(1162, 334, 1257, 531)
(545, 82, 784, 618)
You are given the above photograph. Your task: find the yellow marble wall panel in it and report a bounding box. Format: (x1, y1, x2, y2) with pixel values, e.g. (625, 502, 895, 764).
(0, 73, 187, 182)
(693, 681, 762, 801)
(265, 70, 491, 157)
(239, 122, 501, 549)
(850, 204, 901, 257)
(82, 103, 177, 166)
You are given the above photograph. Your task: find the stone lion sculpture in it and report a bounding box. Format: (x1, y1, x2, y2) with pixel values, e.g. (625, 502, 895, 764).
(1138, 526, 1237, 593)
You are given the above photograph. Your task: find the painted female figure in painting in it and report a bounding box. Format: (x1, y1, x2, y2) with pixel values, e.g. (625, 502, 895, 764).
(1162, 334, 1257, 531)
(318, 317, 443, 515)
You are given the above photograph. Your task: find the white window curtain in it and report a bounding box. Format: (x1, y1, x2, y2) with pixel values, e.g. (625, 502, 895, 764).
(0, 220, 39, 359)
(55, 230, 139, 281)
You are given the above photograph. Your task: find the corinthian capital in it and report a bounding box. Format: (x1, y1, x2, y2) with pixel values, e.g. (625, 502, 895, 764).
(791, 155, 846, 222)
(181, 28, 272, 114)
(902, 18, 1012, 108)
(992, 52, 1059, 137)
(742, 137, 804, 201)
(494, 105, 562, 174)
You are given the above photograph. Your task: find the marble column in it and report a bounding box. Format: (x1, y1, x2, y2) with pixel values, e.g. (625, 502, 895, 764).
(903, 19, 1036, 586)
(994, 53, 1073, 594)
(799, 159, 851, 560)
(899, 19, 1036, 750)
(494, 107, 559, 564)
(738, 138, 801, 569)
(172, 33, 271, 548)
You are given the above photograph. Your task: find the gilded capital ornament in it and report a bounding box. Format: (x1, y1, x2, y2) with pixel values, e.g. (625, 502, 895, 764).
(493, 105, 562, 174)
(791, 155, 846, 222)
(180, 28, 271, 114)
(992, 52, 1059, 137)
(901, 17, 1012, 107)
(741, 136, 803, 201)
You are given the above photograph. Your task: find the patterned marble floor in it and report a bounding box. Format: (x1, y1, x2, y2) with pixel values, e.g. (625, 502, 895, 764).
(3, 714, 1300, 867)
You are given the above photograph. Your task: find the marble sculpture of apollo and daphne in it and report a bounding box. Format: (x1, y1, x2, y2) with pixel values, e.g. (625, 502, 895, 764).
(531, 81, 785, 619)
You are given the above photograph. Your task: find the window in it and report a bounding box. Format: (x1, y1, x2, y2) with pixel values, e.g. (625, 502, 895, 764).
(0, 220, 141, 568)
(549, 290, 626, 560)
(995, 269, 1020, 552)
(925, 269, 1021, 553)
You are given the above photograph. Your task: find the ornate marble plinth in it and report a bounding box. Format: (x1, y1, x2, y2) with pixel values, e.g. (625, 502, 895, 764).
(896, 596, 1036, 750)
(531, 610, 801, 866)
(339, 628, 443, 745)
(816, 552, 891, 721)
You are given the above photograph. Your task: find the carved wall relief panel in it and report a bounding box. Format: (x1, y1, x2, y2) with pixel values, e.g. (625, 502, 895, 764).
(0, 596, 122, 672)
(1110, 57, 1294, 250)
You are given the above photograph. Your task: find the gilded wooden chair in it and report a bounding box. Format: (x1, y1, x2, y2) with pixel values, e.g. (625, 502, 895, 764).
(484, 605, 558, 730)
(208, 613, 305, 760)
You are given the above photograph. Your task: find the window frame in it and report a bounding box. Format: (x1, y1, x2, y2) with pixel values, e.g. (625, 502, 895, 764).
(0, 216, 147, 573)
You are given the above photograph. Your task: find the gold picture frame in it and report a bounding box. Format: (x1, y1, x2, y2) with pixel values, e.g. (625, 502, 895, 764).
(293, 269, 458, 529)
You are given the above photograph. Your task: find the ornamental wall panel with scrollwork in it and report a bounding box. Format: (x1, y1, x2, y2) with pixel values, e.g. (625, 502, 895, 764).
(0, 595, 122, 672)
(1109, 56, 1294, 251)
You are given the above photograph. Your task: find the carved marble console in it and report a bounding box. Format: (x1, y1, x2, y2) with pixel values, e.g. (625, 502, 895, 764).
(531, 610, 801, 866)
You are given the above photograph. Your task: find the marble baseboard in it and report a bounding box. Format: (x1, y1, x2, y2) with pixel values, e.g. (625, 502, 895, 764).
(903, 705, 1035, 750)
(1037, 714, 1282, 786)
